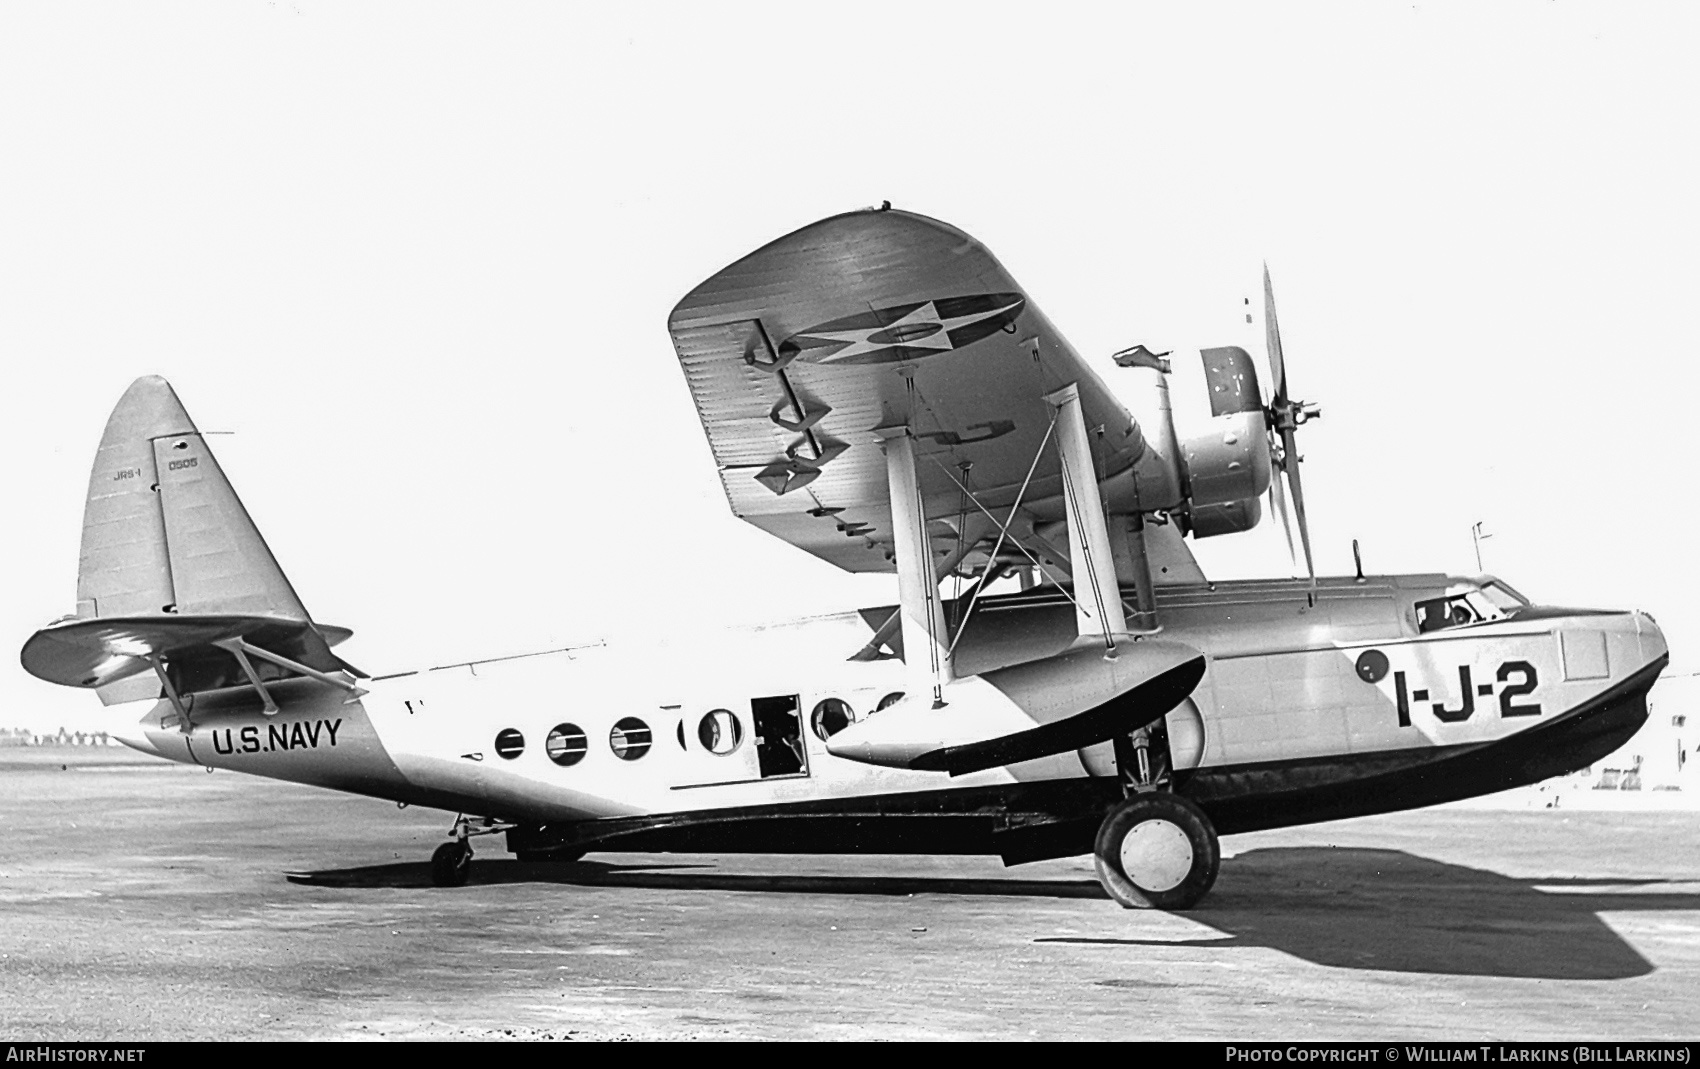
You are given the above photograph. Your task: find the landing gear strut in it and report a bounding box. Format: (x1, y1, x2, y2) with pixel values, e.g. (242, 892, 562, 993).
(429, 814, 515, 888)
(1094, 722, 1220, 909)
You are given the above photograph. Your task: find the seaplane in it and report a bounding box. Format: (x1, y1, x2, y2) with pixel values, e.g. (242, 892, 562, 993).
(20, 208, 1669, 909)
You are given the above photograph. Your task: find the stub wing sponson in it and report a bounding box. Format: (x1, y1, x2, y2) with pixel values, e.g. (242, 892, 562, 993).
(826, 639, 1206, 776)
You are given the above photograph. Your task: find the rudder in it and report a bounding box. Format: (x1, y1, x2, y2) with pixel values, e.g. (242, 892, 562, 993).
(79, 376, 312, 623)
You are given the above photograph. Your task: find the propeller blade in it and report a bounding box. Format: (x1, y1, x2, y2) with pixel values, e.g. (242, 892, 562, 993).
(1263, 263, 1288, 405)
(1267, 450, 1297, 570)
(1281, 425, 1318, 596)
(1264, 263, 1317, 597)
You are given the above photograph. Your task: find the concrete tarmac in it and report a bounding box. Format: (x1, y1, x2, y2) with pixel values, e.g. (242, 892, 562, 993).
(3, 750, 1699, 1041)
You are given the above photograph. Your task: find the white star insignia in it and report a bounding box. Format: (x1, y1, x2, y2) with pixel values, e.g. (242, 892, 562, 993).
(800, 297, 1025, 364)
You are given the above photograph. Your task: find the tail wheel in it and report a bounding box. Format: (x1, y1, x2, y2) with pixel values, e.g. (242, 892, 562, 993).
(431, 841, 472, 888)
(1093, 793, 1219, 910)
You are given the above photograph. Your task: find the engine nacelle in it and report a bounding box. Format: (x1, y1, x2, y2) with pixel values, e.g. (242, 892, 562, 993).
(1186, 496, 1263, 538)
(1180, 346, 1271, 508)
(1110, 346, 1271, 539)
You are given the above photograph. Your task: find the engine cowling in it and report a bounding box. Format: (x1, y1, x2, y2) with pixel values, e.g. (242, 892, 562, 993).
(1110, 345, 1271, 540)
(1180, 346, 1272, 509)
(1186, 496, 1263, 537)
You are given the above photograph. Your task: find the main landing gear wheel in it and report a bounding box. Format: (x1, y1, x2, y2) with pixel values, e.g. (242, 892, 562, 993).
(1093, 793, 1219, 910)
(431, 840, 472, 887)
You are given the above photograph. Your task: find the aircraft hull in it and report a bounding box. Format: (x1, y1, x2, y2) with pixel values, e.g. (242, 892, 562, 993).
(505, 650, 1663, 863)
(105, 577, 1669, 868)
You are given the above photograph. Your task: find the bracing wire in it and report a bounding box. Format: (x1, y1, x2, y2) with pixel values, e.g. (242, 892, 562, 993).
(926, 414, 1091, 629)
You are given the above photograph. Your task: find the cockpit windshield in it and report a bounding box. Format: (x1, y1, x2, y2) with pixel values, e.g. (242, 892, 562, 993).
(1414, 582, 1525, 634)
(1478, 579, 1530, 612)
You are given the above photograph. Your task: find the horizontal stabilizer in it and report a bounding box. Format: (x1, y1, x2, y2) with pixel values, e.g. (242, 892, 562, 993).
(909, 654, 1204, 776)
(24, 376, 359, 706)
(21, 613, 361, 693)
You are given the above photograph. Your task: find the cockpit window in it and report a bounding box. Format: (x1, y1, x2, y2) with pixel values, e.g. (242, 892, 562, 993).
(1415, 590, 1512, 633)
(1416, 596, 1476, 632)
(1478, 580, 1529, 612)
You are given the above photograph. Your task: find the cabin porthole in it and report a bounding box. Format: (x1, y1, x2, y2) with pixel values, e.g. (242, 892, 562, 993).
(810, 698, 855, 740)
(698, 709, 744, 755)
(494, 728, 525, 760)
(875, 691, 905, 712)
(1354, 649, 1390, 684)
(545, 723, 587, 767)
(610, 717, 652, 761)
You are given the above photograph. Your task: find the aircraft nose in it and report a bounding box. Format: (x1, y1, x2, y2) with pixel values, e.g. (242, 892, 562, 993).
(1633, 611, 1668, 667)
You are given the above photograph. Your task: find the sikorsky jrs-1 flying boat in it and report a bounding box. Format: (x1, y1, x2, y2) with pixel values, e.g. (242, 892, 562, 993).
(22, 209, 1669, 908)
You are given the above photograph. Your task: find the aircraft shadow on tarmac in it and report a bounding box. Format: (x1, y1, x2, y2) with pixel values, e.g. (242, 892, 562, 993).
(289, 846, 1700, 981)
(1039, 847, 1700, 981)
(288, 858, 1109, 899)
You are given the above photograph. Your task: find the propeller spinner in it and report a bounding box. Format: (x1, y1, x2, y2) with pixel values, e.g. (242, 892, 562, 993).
(1261, 265, 1322, 600)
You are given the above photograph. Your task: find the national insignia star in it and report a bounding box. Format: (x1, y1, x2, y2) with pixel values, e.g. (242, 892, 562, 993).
(797, 297, 1025, 363)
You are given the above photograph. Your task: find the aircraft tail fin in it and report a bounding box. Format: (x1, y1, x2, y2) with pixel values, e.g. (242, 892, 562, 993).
(24, 376, 357, 705)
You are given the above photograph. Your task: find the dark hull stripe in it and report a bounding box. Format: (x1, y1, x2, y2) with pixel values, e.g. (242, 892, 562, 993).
(1191, 653, 1664, 834)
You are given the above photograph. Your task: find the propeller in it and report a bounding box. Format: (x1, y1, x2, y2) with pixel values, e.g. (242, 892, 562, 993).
(1261, 264, 1322, 600)
(1267, 441, 1297, 567)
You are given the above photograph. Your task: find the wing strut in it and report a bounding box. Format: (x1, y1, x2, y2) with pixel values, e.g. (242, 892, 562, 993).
(851, 530, 989, 663)
(207, 636, 367, 718)
(1045, 383, 1128, 652)
(214, 638, 279, 716)
(148, 655, 192, 732)
(877, 426, 953, 706)
(865, 383, 1137, 675)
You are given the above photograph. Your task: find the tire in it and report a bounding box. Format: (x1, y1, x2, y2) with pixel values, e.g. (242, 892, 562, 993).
(1093, 793, 1219, 910)
(431, 841, 472, 887)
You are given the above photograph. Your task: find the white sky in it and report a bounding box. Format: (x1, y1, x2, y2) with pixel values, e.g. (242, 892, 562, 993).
(5, 2, 1699, 731)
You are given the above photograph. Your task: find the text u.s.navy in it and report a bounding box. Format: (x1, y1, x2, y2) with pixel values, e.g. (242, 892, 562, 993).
(205, 718, 344, 756)
(20, 207, 1668, 907)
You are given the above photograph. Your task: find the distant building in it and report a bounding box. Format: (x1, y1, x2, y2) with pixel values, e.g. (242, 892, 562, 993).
(1579, 673, 1695, 792)
(0, 725, 117, 747)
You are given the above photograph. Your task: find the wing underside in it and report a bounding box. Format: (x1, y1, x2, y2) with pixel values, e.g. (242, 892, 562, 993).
(669, 209, 1143, 574)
